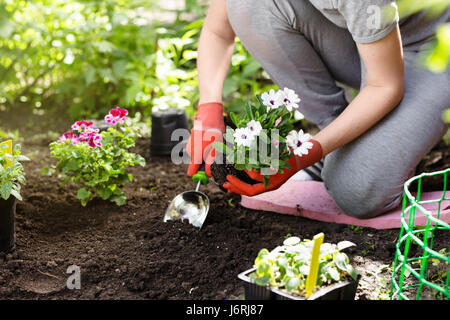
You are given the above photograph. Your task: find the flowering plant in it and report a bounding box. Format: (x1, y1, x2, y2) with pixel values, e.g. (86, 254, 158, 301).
(213, 88, 313, 187)
(47, 107, 146, 206)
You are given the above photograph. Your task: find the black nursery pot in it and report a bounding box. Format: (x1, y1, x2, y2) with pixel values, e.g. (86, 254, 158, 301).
(238, 268, 360, 300)
(0, 196, 17, 253)
(150, 108, 189, 156)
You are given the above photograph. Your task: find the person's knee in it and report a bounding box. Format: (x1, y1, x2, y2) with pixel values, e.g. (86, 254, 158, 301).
(329, 184, 401, 219)
(323, 161, 402, 219)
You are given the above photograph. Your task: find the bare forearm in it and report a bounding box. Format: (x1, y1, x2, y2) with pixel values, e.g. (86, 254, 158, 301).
(197, 0, 235, 105)
(313, 84, 404, 155)
(197, 28, 235, 104)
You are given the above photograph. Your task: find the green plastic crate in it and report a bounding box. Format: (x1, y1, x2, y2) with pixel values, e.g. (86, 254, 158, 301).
(391, 169, 450, 300)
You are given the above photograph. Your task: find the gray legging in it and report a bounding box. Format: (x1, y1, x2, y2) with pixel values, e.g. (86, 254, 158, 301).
(226, 0, 450, 219)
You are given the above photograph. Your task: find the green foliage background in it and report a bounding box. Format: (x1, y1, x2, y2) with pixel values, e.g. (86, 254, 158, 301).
(0, 0, 275, 126)
(0, 0, 448, 127)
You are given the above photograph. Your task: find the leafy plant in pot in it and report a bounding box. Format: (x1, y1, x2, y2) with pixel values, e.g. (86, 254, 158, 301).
(238, 235, 360, 300)
(211, 88, 309, 191)
(0, 142, 29, 252)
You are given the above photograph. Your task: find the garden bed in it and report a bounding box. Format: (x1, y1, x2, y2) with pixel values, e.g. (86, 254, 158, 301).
(0, 136, 449, 300)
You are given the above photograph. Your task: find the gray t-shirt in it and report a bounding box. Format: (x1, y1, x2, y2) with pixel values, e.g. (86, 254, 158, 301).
(308, 0, 399, 43)
(308, 0, 450, 48)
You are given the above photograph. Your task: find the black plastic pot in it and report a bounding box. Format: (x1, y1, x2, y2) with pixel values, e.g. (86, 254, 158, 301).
(238, 268, 360, 300)
(0, 196, 17, 253)
(150, 108, 189, 156)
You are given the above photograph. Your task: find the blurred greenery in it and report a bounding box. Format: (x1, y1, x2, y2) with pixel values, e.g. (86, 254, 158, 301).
(0, 0, 448, 128)
(0, 0, 275, 127)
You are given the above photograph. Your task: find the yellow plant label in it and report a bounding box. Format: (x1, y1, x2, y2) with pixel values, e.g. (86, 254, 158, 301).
(305, 232, 324, 298)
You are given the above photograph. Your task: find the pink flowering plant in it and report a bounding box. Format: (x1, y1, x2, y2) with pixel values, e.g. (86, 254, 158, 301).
(48, 107, 146, 206)
(213, 88, 313, 187)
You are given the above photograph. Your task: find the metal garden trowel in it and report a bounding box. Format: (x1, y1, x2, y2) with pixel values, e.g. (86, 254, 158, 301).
(163, 163, 210, 229)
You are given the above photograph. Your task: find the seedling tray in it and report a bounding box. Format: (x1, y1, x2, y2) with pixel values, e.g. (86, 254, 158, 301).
(238, 268, 360, 300)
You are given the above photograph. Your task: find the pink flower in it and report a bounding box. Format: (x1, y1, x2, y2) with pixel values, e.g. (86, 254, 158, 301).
(88, 134, 102, 148)
(105, 107, 128, 124)
(271, 139, 280, 147)
(79, 127, 100, 142)
(58, 131, 77, 143)
(72, 120, 94, 131)
(71, 136, 81, 145)
(274, 117, 282, 127)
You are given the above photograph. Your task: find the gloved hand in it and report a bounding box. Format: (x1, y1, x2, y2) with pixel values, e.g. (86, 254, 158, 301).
(186, 102, 225, 178)
(223, 139, 323, 196)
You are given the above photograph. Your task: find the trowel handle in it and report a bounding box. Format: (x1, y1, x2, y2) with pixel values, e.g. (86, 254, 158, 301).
(192, 162, 209, 185)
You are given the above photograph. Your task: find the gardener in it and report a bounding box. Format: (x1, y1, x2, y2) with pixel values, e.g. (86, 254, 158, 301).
(186, 0, 450, 219)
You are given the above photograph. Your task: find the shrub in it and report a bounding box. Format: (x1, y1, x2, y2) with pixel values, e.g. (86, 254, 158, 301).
(47, 107, 146, 206)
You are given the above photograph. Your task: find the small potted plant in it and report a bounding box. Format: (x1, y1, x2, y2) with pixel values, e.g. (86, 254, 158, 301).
(238, 235, 360, 300)
(0, 142, 29, 252)
(211, 88, 311, 189)
(46, 107, 146, 207)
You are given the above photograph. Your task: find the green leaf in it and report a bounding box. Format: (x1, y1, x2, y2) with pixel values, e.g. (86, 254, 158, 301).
(77, 188, 92, 206)
(263, 176, 270, 189)
(334, 252, 349, 272)
(346, 264, 359, 281)
(63, 159, 80, 173)
(256, 260, 271, 276)
(229, 112, 238, 127)
(245, 102, 255, 120)
(285, 277, 300, 292)
(328, 267, 341, 281)
(10, 189, 22, 201)
(97, 187, 112, 200)
(111, 194, 127, 206)
(1, 181, 13, 200)
(255, 276, 270, 287)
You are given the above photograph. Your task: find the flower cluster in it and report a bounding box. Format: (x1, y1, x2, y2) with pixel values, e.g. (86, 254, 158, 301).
(213, 87, 314, 187)
(231, 88, 312, 158)
(261, 87, 301, 112)
(105, 107, 128, 125)
(58, 119, 103, 148)
(233, 120, 263, 147)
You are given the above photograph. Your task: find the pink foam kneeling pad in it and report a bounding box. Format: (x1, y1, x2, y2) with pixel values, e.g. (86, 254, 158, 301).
(240, 180, 450, 230)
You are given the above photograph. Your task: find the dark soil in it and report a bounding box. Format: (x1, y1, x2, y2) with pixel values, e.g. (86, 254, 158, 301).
(0, 132, 449, 300)
(210, 153, 259, 192)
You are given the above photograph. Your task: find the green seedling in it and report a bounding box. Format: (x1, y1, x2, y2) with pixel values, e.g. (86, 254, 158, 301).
(0, 142, 29, 201)
(249, 236, 359, 297)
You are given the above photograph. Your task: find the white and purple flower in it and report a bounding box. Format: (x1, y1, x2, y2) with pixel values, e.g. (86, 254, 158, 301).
(233, 127, 255, 147)
(261, 89, 283, 110)
(280, 87, 301, 111)
(246, 120, 262, 137)
(286, 129, 313, 157)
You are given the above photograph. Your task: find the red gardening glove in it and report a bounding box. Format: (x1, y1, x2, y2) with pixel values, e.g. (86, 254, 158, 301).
(186, 102, 225, 178)
(223, 139, 323, 196)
